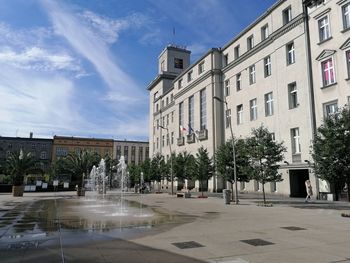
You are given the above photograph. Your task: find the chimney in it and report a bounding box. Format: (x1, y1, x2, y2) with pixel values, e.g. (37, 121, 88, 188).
(30, 132, 33, 138)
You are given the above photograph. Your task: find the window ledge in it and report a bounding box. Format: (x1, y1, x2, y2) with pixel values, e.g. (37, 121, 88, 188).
(317, 37, 333, 45)
(341, 27, 350, 34)
(321, 82, 337, 89)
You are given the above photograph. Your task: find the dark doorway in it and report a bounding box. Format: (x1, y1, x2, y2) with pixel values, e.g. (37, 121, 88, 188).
(289, 169, 309, 197)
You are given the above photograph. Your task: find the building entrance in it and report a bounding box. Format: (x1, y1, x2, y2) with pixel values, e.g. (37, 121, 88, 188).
(289, 169, 309, 197)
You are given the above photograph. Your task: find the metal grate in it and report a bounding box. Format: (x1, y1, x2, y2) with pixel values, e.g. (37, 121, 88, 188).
(240, 239, 274, 246)
(172, 241, 205, 249)
(281, 226, 307, 231)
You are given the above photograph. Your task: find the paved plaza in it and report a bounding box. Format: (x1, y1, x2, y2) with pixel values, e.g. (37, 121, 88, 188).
(0, 191, 350, 263)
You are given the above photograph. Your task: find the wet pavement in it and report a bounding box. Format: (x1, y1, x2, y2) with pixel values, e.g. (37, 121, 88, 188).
(0, 193, 203, 263)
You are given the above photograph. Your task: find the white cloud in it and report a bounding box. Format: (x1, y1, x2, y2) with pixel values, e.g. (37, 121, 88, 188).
(81, 11, 149, 44)
(0, 46, 82, 73)
(0, 63, 84, 137)
(42, 0, 147, 106)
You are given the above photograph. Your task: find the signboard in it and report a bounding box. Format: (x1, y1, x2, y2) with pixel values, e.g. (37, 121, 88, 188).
(42, 183, 48, 189)
(63, 182, 69, 188)
(53, 180, 59, 186)
(36, 181, 42, 186)
(319, 178, 330, 193)
(30, 185, 36, 192)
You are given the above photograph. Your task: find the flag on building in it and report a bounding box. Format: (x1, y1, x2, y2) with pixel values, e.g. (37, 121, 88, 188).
(179, 125, 187, 133)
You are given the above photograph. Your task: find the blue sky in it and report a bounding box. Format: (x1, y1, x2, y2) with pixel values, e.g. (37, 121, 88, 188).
(0, 0, 277, 141)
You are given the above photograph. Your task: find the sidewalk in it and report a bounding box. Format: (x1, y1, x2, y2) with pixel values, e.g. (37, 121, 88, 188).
(0, 192, 350, 263)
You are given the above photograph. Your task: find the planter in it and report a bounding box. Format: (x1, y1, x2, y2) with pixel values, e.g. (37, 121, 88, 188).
(197, 195, 208, 198)
(12, 185, 24, 197)
(77, 187, 85, 196)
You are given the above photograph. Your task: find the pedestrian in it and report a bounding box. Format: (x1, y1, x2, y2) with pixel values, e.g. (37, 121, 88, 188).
(305, 180, 313, 202)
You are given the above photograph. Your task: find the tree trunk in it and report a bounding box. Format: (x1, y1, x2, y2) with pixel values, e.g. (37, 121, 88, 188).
(262, 182, 266, 204)
(200, 180, 204, 197)
(231, 181, 234, 201)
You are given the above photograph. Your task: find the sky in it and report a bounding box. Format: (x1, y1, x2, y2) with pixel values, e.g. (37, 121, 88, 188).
(0, 0, 277, 141)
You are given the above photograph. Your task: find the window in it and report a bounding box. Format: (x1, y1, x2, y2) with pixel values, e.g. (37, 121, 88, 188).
(234, 45, 240, 59)
(116, 146, 121, 160)
(178, 79, 183, 89)
(179, 102, 184, 132)
(145, 147, 149, 159)
(162, 135, 165, 147)
(166, 134, 169, 146)
(166, 114, 169, 125)
(264, 56, 272, 77)
(346, 50, 350, 78)
(249, 65, 256, 84)
(287, 82, 298, 109)
(283, 6, 292, 25)
(265, 92, 274, 116)
(131, 146, 136, 162)
(261, 24, 269, 40)
(247, 35, 254, 50)
(162, 116, 165, 126)
(321, 58, 336, 86)
(318, 15, 331, 42)
(240, 181, 246, 191)
(271, 182, 277, 192)
(171, 111, 174, 123)
(270, 132, 276, 141)
(225, 109, 231, 128)
(171, 132, 174, 144)
(174, 58, 183, 69)
(223, 54, 228, 66)
(250, 98, 258, 121)
(40, 151, 47, 159)
(171, 94, 174, 102)
(236, 73, 241, 91)
(187, 71, 193, 82)
(161, 60, 165, 72)
(323, 100, 338, 118)
(139, 147, 143, 163)
(56, 147, 68, 157)
(166, 97, 169, 105)
(343, 3, 350, 30)
(188, 96, 194, 132)
(156, 119, 159, 130)
(286, 42, 295, 65)
(224, 80, 230, 96)
(156, 104, 159, 112)
(200, 89, 207, 130)
(237, 104, 243, 125)
(291, 128, 301, 154)
(198, 61, 205, 74)
(124, 146, 129, 161)
(156, 138, 159, 149)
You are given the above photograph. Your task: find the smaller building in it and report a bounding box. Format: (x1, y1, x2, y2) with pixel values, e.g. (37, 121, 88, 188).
(113, 140, 149, 165)
(0, 133, 53, 172)
(52, 136, 114, 161)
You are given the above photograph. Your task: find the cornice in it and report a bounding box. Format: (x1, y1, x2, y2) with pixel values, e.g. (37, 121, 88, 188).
(222, 14, 304, 74)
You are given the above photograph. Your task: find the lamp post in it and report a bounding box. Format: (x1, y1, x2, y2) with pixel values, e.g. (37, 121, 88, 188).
(159, 125, 174, 195)
(213, 96, 239, 204)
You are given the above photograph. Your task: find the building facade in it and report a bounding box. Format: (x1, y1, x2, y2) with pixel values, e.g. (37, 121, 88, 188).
(113, 140, 149, 165)
(148, 0, 350, 197)
(52, 136, 114, 161)
(0, 133, 53, 172)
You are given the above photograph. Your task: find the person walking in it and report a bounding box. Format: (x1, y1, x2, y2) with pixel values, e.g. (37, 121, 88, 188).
(305, 180, 313, 202)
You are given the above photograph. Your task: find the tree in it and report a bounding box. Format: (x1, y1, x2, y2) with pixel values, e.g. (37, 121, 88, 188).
(194, 147, 214, 197)
(247, 126, 286, 204)
(103, 155, 118, 188)
(150, 153, 167, 190)
(128, 163, 142, 187)
(140, 158, 152, 183)
(216, 138, 252, 199)
(312, 107, 350, 201)
(173, 151, 196, 190)
(6, 150, 40, 196)
(61, 150, 100, 194)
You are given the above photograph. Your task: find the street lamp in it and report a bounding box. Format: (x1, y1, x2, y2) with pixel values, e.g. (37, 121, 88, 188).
(159, 125, 174, 195)
(213, 96, 239, 204)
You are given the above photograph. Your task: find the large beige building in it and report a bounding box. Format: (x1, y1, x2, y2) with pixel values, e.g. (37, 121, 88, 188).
(148, 0, 350, 197)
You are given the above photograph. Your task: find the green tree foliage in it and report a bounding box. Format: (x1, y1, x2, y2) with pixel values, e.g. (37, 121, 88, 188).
(194, 147, 214, 197)
(247, 126, 286, 204)
(140, 158, 152, 183)
(216, 138, 252, 183)
(61, 150, 100, 188)
(103, 155, 118, 188)
(150, 153, 166, 182)
(173, 151, 196, 182)
(312, 108, 350, 201)
(128, 163, 142, 187)
(6, 150, 39, 186)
